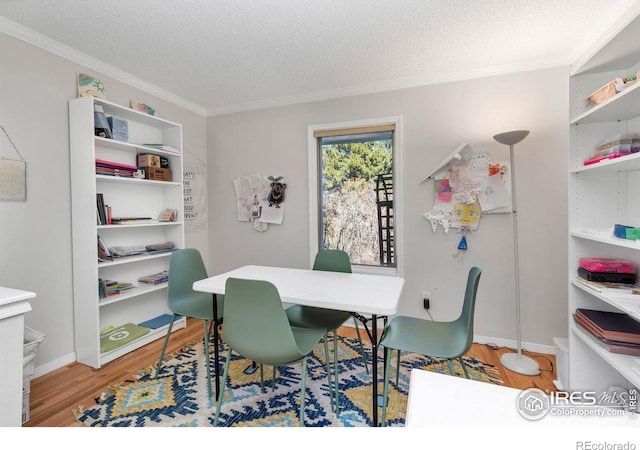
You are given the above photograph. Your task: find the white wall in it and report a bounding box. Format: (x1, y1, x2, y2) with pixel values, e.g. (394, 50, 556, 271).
(1, 27, 569, 377)
(207, 67, 569, 351)
(0, 32, 208, 375)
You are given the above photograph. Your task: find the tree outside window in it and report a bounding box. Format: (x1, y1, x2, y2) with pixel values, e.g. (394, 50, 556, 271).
(318, 131, 394, 267)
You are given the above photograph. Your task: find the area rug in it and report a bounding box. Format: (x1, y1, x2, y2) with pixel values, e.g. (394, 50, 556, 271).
(73, 335, 502, 427)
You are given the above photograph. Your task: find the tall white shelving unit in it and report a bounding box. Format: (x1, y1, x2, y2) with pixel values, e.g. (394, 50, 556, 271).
(568, 5, 640, 394)
(69, 96, 186, 368)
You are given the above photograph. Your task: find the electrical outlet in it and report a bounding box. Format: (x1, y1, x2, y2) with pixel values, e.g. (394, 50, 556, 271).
(422, 291, 430, 309)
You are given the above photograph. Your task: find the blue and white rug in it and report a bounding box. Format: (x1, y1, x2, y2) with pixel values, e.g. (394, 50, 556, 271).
(74, 335, 502, 427)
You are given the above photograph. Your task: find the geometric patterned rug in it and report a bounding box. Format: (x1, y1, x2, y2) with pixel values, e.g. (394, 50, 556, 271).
(73, 335, 502, 427)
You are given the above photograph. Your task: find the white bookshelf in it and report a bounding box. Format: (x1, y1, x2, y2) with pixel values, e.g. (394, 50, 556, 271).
(568, 4, 640, 396)
(69, 96, 185, 368)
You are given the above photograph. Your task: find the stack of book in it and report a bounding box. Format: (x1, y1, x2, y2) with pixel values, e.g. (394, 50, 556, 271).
(574, 308, 640, 356)
(96, 193, 111, 225)
(96, 159, 138, 177)
(97, 235, 112, 262)
(138, 270, 169, 285)
(98, 279, 134, 299)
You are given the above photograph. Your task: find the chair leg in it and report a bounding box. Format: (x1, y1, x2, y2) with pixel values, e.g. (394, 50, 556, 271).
(202, 319, 212, 401)
(446, 359, 456, 376)
(395, 349, 401, 387)
(213, 348, 232, 426)
(155, 314, 176, 377)
(322, 335, 334, 412)
(259, 364, 265, 393)
(333, 331, 339, 417)
(381, 346, 392, 427)
(272, 366, 276, 392)
(299, 357, 307, 427)
(353, 318, 369, 375)
(459, 357, 470, 379)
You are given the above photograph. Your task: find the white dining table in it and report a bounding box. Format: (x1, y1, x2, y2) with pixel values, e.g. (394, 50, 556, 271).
(192, 264, 405, 427)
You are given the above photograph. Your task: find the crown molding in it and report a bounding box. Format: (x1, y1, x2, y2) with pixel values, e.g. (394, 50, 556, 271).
(0, 16, 206, 116)
(205, 56, 570, 116)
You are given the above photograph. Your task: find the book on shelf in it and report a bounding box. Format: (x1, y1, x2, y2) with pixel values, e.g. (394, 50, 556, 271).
(109, 245, 148, 257)
(96, 159, 138, 178)
(99, 279, 134, 299)
(110, 217, 156, 225)
(145, 241, 175, 253)
(574, 308, 640, 344)
(138, 270, 169, 285)
(99, 323, 150, 353)
(97, 235, 112, 262)
(138, 313, 173, 329)
(573, 275, 640, 298)
(574, 319, 640, 357)
(96, 193, 107, 225)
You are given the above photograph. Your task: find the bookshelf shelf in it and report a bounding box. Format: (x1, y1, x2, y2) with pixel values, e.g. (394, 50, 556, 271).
(568, 5, 640, 395)
(70, 95, 185, 369)
(571, 324, 640, 388)
(99, 282, 168, 307)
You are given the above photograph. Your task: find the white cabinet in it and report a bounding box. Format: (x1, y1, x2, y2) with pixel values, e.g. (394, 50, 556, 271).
(568, 7, 640, 394)
(0, 287, 34, 426)
(69, 96, 185, 368)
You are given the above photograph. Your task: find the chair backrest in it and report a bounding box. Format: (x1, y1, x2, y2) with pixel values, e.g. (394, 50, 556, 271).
(223, 277, 305, 366)
(167, 248, 220, 318)
(313, 249, 352, 273)
(453, 266, 482, 355)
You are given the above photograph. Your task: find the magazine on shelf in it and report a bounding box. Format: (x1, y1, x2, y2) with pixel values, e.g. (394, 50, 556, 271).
(573, 275, 640, 297)
(138, 270, 169, 285)
(109, 245, 147, 257)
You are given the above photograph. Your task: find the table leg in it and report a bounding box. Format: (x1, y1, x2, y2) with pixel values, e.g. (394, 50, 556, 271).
(212, 293, 220, 401)
(371, 313, 378, 427)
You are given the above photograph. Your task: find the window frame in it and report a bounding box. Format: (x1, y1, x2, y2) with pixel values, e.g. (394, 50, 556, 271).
(308, 116, 403, 276)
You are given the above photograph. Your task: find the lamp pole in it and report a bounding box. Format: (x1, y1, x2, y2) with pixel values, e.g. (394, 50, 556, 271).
(493, 130, 540, 376)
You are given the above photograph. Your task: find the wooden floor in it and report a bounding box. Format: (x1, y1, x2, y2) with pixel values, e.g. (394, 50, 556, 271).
(24, 317, 557, 427)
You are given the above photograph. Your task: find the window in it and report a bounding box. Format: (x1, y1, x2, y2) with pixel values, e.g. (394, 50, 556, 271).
(308, 117, 402, 273)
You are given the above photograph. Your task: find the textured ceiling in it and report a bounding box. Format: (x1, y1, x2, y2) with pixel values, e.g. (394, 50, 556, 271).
(0, 0, 637, 115)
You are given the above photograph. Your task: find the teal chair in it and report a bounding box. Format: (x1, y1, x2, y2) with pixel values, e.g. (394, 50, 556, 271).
(156, 249, 224, 401)
(214, 277, 327, 427)
(285, 249, 368, 415)
(380, 266, 482, 426)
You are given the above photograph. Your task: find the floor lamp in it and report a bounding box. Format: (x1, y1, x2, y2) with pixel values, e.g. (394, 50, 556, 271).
(493, 130, 540, 376)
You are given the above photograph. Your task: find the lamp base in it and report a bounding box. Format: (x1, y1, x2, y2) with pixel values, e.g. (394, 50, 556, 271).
(500, 352, 540, 376)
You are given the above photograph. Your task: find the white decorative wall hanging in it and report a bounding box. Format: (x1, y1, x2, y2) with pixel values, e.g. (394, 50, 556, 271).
(421, 142, 511, 258)
(0, 125, 26, 202)
(233, 173, 286, 232)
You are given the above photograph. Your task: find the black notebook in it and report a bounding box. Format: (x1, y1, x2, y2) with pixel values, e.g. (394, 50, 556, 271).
(575, 308, 640, 344)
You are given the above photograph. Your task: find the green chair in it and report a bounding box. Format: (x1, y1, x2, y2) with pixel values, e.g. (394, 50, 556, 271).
(285, 249, 368, 415)
(380, 266, 482, 426)
(214, 277, 327, 427)
(156, 248, 224, 401)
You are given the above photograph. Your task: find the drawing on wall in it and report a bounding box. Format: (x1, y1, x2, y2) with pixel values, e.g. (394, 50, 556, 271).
(77, 73, 106, 99)
(0, 125, 26, 202)
(234, 173, 286, 232)
(422, 142, 511, 258)
(183, 160, 207, 233)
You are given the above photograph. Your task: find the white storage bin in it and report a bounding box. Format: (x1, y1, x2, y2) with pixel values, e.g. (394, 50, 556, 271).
(553, 337, 569, 392)
(23, 326, 44, 378)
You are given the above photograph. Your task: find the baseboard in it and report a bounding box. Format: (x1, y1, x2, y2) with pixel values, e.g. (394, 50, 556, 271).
(30, 352, 76, 379)
(340, 323, 557, 355)
(471, 334, 556, 355)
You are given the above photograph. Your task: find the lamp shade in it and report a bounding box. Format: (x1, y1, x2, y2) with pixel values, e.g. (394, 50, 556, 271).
(493, 130, 529, 146)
